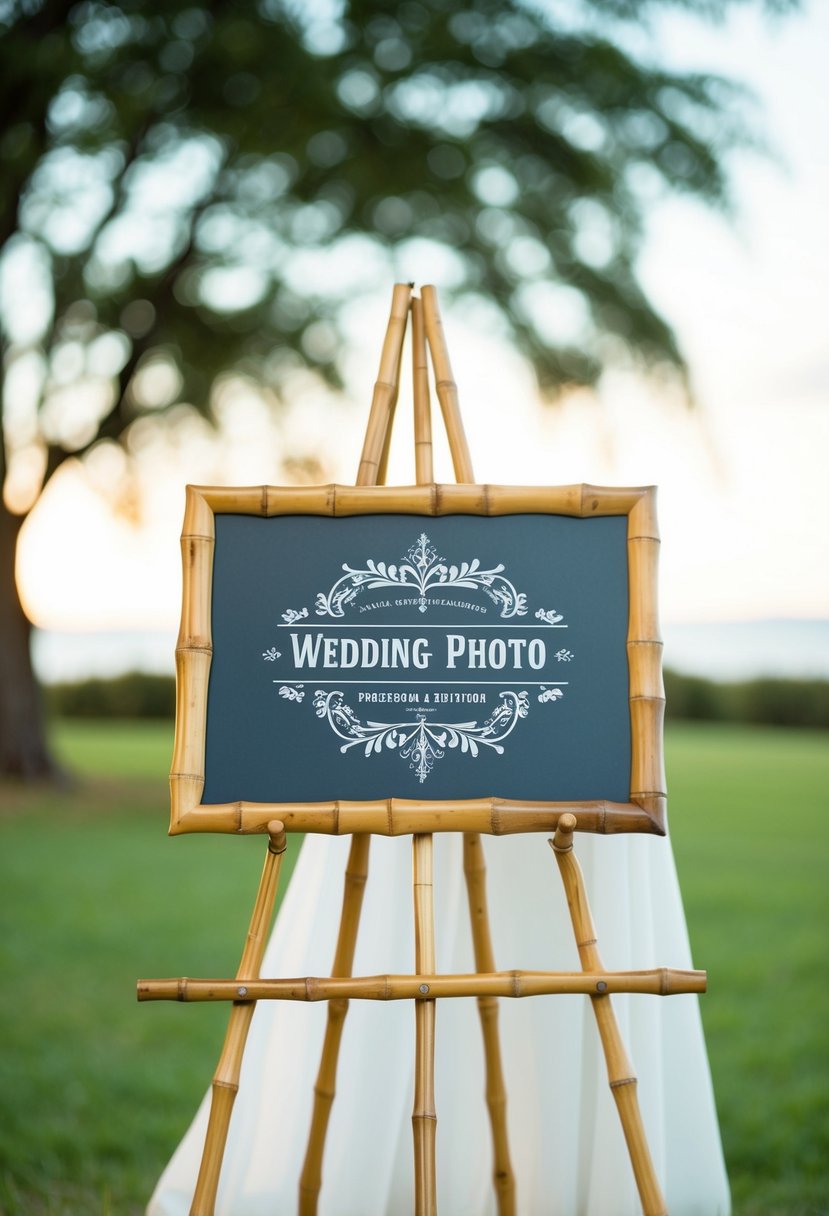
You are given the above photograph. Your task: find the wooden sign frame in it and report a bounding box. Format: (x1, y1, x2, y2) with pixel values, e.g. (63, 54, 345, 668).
(171, 480, 665, 838)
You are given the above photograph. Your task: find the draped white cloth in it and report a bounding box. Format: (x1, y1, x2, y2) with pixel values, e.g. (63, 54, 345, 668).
(147, 831, 730, 1215)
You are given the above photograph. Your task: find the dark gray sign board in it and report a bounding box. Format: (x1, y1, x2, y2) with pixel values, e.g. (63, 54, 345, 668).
(170, 484, 665, 835)
(203, 513, 630, 805)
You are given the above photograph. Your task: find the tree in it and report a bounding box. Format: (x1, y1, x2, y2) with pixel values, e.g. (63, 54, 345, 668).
(0, 0, 787, 778)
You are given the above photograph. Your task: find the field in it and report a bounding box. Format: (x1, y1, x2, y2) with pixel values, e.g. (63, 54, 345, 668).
(0, 720, 827, 1214)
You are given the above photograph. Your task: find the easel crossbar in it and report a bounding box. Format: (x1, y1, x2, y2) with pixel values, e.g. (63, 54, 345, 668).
(176, 798, 660, 837)
(138, 968, 706, 1003)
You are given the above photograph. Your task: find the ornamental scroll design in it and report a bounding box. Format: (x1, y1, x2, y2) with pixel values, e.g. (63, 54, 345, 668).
(312, 689, 531, 783)
(314, 532, 529, 619)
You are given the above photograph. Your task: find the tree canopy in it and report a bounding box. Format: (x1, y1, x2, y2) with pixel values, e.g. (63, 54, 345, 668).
(2, 0, 775, 503)
(0, 0, 792, 777)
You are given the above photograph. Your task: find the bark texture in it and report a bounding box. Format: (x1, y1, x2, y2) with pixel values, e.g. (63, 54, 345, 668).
(0, 500, 60, 779)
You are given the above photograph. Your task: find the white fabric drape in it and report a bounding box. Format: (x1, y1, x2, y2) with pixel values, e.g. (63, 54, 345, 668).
(147, 831, 730, 1215)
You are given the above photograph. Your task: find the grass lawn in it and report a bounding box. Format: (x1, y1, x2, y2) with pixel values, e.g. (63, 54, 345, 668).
(0, 719, 827, 1214)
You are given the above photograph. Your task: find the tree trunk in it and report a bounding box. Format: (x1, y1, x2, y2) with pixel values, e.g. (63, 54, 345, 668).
(0, 499, 61, 780)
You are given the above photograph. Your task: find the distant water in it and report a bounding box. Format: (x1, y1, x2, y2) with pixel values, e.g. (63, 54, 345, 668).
(31, 619, 829, 684)
(663, 618, 829, 681)
(33, 628, 177, 683)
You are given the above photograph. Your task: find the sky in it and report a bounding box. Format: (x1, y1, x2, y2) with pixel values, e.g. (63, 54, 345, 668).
(16, 0, 829, 652)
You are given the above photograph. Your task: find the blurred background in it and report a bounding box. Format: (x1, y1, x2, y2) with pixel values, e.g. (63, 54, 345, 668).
(1, 1, 827, 1213)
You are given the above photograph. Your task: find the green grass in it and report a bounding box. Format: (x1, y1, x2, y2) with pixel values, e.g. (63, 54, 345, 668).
(0, 720, 827, 1214)
(666, 724, 829, 1215)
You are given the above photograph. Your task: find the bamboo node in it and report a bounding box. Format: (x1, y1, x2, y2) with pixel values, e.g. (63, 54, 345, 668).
(550, 811, 577, 852)
(213, 1079, 239, 1094)
(609, 1076, 638, 1090)
(267, 819, 287, 854)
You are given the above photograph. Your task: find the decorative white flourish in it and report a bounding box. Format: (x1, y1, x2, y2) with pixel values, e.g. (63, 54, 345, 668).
(282, 607, 308, 625)
(311, 689, 530, 783)
(278, 684, 305, 702)
(554, 648, 574, 662)
(538, 686, 564, 703)
(262, 647, 281, 662)
(535, 607, 564, 625)
(314, 532, 528, 618)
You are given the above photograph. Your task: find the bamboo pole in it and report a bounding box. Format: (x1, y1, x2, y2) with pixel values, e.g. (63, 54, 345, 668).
(410, 296, 438, 1215)
(463, 835, 516, 1215)
(550, 814, 668, 1216)
(357, 282, 412, 487)
(188, 821, 287, 1216)
(412, 833, 438, 1215)
(420, 284, 515, 1213)
(299, 286, 414, 1214)
(420, 285, 474, 484)
(298, 835, 370, 1215)
(174, 797, 659, 839)
(412, 295, 434, 485)
(376, 289, 408, 487)
(181, 481, 660, 520)
(138, 967, 705, 1004)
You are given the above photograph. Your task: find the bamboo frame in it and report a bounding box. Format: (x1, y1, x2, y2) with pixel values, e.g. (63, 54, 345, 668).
(140, 967, 705, 1004)
(170, 479, 665, 837)
(188, 821, 287, 1215)
(551, 814, 668, 1216)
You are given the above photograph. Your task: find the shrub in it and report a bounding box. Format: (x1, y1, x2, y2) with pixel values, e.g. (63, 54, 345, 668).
(44, 669, 829, 728)
(664, 670, 829, 729)
(45, 672, 175, 719)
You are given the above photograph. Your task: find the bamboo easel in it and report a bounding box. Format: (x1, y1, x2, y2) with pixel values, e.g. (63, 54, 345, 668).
(141, 284, 705, 1216)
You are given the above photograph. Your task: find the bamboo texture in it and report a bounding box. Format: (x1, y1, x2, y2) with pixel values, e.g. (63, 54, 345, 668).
(412, 833, 438, 1216)
(298, 834, 370, 1215)
(174, 798, 658, 839)
(376, 291, 407, 487)
(411, 298, 438, 1216)
(300, 284, 415, 1215)
(421, 301, 516, 1216)
(551, 814, 668, 1216)
(138, 967, 706, 1003)
(180, 480, 658, 519)
(357, 282, 412, 487)
(463, 835, 517, 1215)
(189, 822, 287, 1216)
(420, 285, 474, 484)
(412, 294, 434, 485)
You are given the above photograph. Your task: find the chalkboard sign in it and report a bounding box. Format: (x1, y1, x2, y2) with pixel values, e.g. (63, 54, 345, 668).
(170, 484, 666, 836)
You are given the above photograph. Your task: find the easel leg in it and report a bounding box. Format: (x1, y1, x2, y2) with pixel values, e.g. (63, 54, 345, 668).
(463, 834, 517, 1216)
(190, 822, 288, 1216)
(299, 834, 371, 1216)
(413, 833, 438, 1216)
(299, 285, 412, 1214)
(420, 284, 516, 1214)
(550, 816, 668, 1216)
